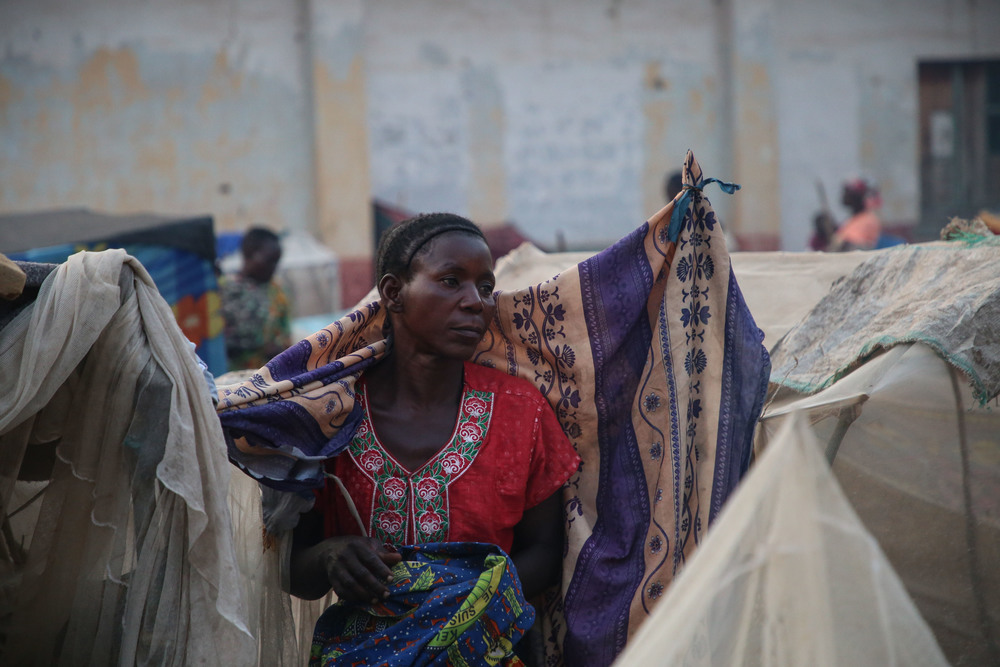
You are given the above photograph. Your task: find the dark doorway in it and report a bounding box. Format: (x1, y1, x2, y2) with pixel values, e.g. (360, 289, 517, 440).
(918, 61, 1000, 235)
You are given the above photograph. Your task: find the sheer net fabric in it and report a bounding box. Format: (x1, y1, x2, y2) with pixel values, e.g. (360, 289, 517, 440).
(756, 236, 1000, 665)
(761, 344, 1000, 666)
(614, 414, 949, 667)
(227, 468, 335, 664)
(0, 250, 254, 665)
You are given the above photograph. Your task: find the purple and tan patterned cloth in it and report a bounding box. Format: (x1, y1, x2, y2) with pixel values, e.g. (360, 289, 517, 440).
(217, 151, 770, 665)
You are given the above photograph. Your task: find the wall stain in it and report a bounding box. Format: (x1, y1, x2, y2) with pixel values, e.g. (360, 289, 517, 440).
(2, 44, 311, 240)
(642, 97, 673, 217)
(313, 56, 372, 259)
(689, 89, 703, 115)
(0, 73, 18, 122)
(199, 50, 244, 114)
(644, 62, 667, 91)
(137, 138, 178, 175)
(733, 60, 779, 238)
(73, 46, 148, 112)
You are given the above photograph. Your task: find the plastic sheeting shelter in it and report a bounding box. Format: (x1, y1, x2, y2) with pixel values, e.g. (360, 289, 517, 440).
(0, 209, 226, 374)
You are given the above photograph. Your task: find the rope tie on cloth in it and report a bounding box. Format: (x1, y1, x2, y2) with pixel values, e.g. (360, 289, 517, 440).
(326, 471, 368, 537)
(667, 176, 741, 244)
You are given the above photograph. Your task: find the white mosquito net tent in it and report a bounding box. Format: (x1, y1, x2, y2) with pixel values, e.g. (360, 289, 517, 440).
(756, 237, 1000, 666)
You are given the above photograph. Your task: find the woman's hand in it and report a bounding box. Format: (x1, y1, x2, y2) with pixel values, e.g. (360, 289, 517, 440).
(315, 535, 403, 604)
(289, 510, 402, 602)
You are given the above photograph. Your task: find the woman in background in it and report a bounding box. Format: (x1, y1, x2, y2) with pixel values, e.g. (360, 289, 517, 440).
(831, 178, 882, 250)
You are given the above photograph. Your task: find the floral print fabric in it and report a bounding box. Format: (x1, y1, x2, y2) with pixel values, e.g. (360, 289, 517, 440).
(353, 385, 493, 544)
(310, 542, 534, 667)
(316, 362, 580, 553)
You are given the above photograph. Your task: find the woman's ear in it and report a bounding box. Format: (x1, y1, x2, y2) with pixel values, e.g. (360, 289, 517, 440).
(378, 273, 404, 313)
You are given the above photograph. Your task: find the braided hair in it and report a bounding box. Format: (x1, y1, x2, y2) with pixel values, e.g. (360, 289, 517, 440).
(375, 213, 487, 282)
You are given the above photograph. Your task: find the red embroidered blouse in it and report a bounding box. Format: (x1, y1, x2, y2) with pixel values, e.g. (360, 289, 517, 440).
(315, 362, 581, 553)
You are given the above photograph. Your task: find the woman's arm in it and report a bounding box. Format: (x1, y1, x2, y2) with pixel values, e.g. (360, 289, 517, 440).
(510, 491, 564, 600)
(289, 509, 402, 602)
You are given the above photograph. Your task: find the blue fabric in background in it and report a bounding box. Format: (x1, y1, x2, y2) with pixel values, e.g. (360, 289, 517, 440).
(10, 242, 226, 375)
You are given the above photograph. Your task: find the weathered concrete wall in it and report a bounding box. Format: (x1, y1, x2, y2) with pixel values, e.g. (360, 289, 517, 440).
(363, 0, 729, 250)
(2, 0, 997, 260)
(0, 0, 321, 237)
(361, 0, 998, 250)
(308, 0, 375, 305)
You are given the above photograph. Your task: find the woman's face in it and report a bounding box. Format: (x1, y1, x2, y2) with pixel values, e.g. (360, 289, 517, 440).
(391, 231, 496, 360)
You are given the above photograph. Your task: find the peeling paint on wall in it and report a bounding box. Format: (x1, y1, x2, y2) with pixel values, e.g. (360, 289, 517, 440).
(642, 97, 674, 217)
(74, 47, 147, 111)
(463, 64, 507, 225)
(1, 37, 313, 237)
(733, 59, 781, 243)
(3, 0, 996, 255)
(642, 61, 672, 217)
(312, 56, 373, 257)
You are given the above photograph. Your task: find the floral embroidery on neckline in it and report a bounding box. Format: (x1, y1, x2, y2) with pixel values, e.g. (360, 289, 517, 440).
(351, 384, 494, 544)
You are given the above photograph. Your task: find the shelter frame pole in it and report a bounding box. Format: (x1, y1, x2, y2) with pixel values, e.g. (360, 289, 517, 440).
(949, 366, 999, 664)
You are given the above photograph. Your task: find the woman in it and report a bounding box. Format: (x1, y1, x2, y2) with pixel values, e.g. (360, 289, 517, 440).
(219, 152, 770, 666)
(290, 214, 580, 664)
(831, 178, 882, 250)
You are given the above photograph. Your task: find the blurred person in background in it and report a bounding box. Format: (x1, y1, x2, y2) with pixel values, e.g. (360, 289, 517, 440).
(219, 227, 292, 371)
(664, 170, 685, 203)
(830, 178, 882, 251)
